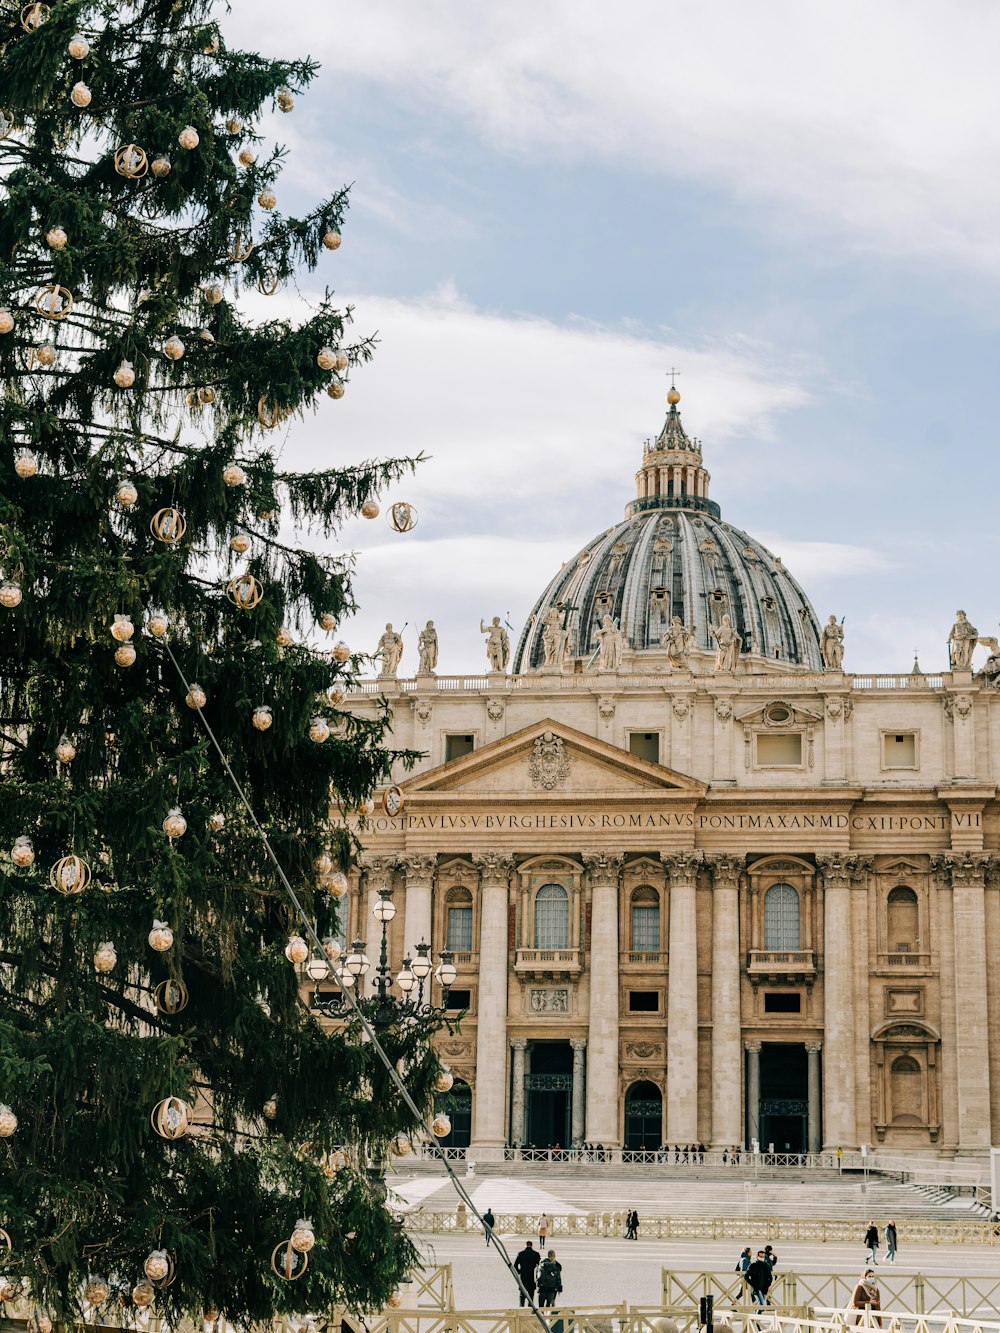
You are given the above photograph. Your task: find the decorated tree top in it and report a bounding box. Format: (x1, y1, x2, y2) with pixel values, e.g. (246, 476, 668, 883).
(0, 0, 440, 1323)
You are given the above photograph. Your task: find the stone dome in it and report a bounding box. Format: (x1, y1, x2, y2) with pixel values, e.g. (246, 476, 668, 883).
(512, 392, 823, 674)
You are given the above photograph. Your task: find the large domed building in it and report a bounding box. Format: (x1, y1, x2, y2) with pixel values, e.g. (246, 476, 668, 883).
(341, 386, 1000, 1167)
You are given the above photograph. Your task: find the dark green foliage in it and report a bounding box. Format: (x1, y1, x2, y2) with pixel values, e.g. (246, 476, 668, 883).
(0, 0, 439, 1321)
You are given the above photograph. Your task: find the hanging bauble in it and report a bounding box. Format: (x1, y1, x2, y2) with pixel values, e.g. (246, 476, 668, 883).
(204, 34, 219, 53)
(256, 396, 281, 429)
(386, 1292, 403, 1310)
(178, 125, 200, 150)
(162, 807, 187, 839)
(227, 533, 250, 557)
(30, 1311, 52, 1333)
(316, 346, 337, 370)
(185, 683, 207, 709)
(114, 643, 136, 667)
(284, 935, 309, 965)
(203, 1308, 221, 1326)
(290, 1220, 314, 1254)
(390, 1134, 413, 1158)
(314, 853, 333, 876)
(68, 33, 89, 58)
(45, 226, 67, 250)
(257, 269, 280, 296)
(0, 1106, 16, 1138)
(0, 581, 22, 608)
(360, 500, 379, 519)
(131, 1282, 155, 1308)
(327, 871, 348, 899)
(270, 1241, 307, 1282)
(148, 920, 174, 952)
(238, 147, 257, 166)
(147, 608, 169, 637)
(144, 1250, 171, 1282)
(258, 189, 277, 210)
(225, 116, 242, 134)
(319, 612, 337, 632)
(0, 310, 13, 334)
(263, 1094, 278, 1119)
(150, 1096, 190, 1140)
(198, 386, 216, 405)
(114, 144, 148, 178)
(327, 687, 345, 709)
(326, 378, 345, 400)
(70, 81, 92, 107)
(151, 156, 171, 178)
(207, 811, 225, 832)
(322, 937, 341, 962)
(277, 88, 295, 113)
(332, 642, 350, 662)
(14, 450, 38, 479)
(11, 836, 35, 867)
(252, 705, 273, 731)
(322, 230, 342, 250)
(116, 478, 139, 506)
(320, 1147, 346, 1177)
(93, 942, 117, 974)
(35, 284, 73, 320)
(114, 360, 136, 387)
(55, 734, 76, 763)
(49, 854, 91, 895)
(434, 1067, 454, 1093)
(35, 342, 57, 367)
(388, 501, 418, 533)
(203, 283, 224, 305)
(153, 978, 189, 1014)
(20, 2, 49, 31)
(110, 613, 135, 643)
(275, 626, 293, 647)
(356, 797, 375, 817)
(430, 1113, 451, 1138)
(150, 508, 187, 544)
(334, 350, 349, 371)
(163, 334, 185, 361)
(308, 716, 330, 744)
(226, 573, 263, 609)
(0, 1278, 19, 1301)
(83, 1279, 109, 1307)
(222, 462, 246, 487)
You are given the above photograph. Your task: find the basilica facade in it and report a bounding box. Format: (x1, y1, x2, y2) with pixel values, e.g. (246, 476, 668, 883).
(340, 389, 1000, 1161)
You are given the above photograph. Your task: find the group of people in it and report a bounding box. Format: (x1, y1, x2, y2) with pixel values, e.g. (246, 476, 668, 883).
(865, 1219, 898, 1265)
(513, 1240, 563, 1307)
(735, 1244, 779, 1306)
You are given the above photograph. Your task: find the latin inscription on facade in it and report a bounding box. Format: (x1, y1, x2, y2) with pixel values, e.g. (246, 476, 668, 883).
(368, 808, 968, 835)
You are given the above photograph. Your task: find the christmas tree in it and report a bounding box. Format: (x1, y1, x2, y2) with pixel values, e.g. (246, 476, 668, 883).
(0, 0, 444, 1322)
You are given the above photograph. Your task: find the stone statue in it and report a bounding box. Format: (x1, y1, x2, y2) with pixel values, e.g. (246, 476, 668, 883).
(541, 606, 569, 667)
(710, 614, 742, 673)
(480, 616, 510, 672)
(949, 610, 978, 670)
(662, 616, 694, 670)
(417, 620, 438, 674)
(375, 622, 403, 677)
(820, 615, 845, 671)
(978, 636, 1000, 688)
(595, 614, 624, 671)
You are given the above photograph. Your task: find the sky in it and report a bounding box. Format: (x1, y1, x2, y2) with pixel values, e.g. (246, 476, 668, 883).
(223, 1, 1000, 677)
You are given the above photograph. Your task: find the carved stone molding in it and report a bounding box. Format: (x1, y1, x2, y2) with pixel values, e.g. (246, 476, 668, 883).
(662, 850, 704, 884)
(486, 698, 505, 722)
(805, 1040, 823, 1053)
(672, 697, 690, 720)
(714, 698, 733, 722)
(744, 1040, 762, 1053)
(570, 1037, 588, 1052)
(816, 852, 871, 885)
(412, 698, 433, 724)
(942, 694, 973, 722)
(582, 851, 625, 884)
(529, 731, 570, 790)
(825, 699, 843, 721)
(472, 851, 516, 884)
(598, 696, 616, 720)
(359, 853, 398, 882)
(439, 1040, 471, 1057)
(933, 851, 993, 888)
(625, 1041, 662, 1060)
(529, 988, 569, 1014)
(704, 853, 743, 886)
(510, 1037, 528, 1051)
(399, 853, 436, 886)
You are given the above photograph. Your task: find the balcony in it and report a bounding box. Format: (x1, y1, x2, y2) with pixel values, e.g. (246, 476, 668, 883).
(514, 948, 581, 979)
(449, 951, 478, 969)
(621, 950, 666, 968)
(877, 950, 931, 968)
(746, 949, 816, 983)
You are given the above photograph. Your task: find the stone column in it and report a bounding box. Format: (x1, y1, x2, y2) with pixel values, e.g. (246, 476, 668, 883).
(707, 854, 743, 1147)
(745, 1041, 761, 1147)
(583, 852, 624, 1144)
(571, 1038, 587, 1146)
(510, 1038, 527, 1146)
(816, 854, 859, 1149)
(664, 851, 703, 1144)
(939, 853, 993, 1150)
(400, 854, 436, 960)
(470, 853, 516, 1158)
(806, 1041, 822, 1154)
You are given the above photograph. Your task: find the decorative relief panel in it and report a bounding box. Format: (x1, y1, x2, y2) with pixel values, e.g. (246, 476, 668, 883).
(885, 987, 923, 1016)
(529, 988, 570, 1013)
(529, 732, 570, 790)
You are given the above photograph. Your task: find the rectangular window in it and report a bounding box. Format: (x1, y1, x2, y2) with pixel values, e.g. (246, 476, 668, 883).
(445, 734, 475, 763)
(756, 733, 803, 767)
(445, 988, 471, 1011)
(628, 990, 660, 1013)
(763, 991, 802, 1013)
(631, 905, 660, 951)
(629, 731, 660, 764)
(446, 906, 473, 952)
(883, 732, 917, 768)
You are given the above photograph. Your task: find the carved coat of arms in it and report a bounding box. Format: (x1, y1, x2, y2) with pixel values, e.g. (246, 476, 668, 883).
(529, 732, 569, 790)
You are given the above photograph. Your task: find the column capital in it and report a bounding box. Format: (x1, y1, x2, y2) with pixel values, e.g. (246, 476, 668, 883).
(663, 850, 703, 885)
(806, 1040, 823, 1053)
(570, 1037, 588, 1052)
(815, 852, 871, 885)
(511, 1037, 528, 1051)
(582, 851, 624, 884)
(704, 853, 743, 886)
(933, 851, 994, 888)
(472, 851, 516, 884)
(744, 1040, 762, 1053)
(358, 853, 398, 881)
(398, 853, 437, 885)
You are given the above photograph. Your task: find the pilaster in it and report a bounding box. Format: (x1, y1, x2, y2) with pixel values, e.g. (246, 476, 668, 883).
(816, 852, 861, 1148)
(706, 853, 743, 1146)
(664, 850, 702, 1144)
(582, 851, 624, 1143)
(470, 852, 516, 1157)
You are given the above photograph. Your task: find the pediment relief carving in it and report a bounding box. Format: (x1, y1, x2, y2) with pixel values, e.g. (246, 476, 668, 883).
(735, 699, 823, 727)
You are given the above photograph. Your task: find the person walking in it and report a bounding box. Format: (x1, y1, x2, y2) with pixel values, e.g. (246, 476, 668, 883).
(747, 1251, 773, 1307)
(537, 1250, 563, 1307)
(625, 1208, 639, 1239)
(885, 1220, 897, 1265)
(764, 1244, 778, 1270)
(735, 1246, 752, 1295)
(536, 1213, 550, 1248)
(864, 1221, 880, 1265)
(514, 1241, 539, 1307)
(850, 1269, 881, 1325)
(482, 1207, 495, 1246)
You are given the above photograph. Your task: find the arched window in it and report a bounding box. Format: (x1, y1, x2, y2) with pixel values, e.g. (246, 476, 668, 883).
(763, 882, 800, 950)
(446, 887, 473, 952)
(534, 883, 569, 950)
(887, 886, 919, 953)
(890, 1054, 922, 1124)
(630, 886, 660, 952)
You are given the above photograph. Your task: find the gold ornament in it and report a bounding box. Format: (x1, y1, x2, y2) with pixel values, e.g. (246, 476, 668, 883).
(84, 1279, 109, 1307)
(327, 685, 345, 705)
(314, 853, 333, 876)
(148, 920, 174, 952)
(388, 501, 418, 533)
(93, 942, 117, 974)
(332, 641, 350, 662)
(320, 1147, 346, 1177)
(203, 283, 224, 305)
(335, 350, 349, 371)
(360, 500, 379, 519)
(185, 682, 207, 709)
(308, 716, 330, 744)
(150, 1095, 190, 1140)
(11, 836, 35, 867)
(49, 854, 91, 895)
(262, 1094, 278, 1119)
(34, 342, 57, 368)
(430, 1113, 451, 1138)
(225, 573, 263, 610)
(68, 33, 89, 58)
(116, 479, 138, 506)
(35, 284, 73, 320)
(277, 88, 294, 113)
(327, 870, 348, 899)
(14, 450, 38, 479)
(289, 1220, 314, 1254)
(198, 386, 216, 404)
(203, 1308, 221, 1325)
(317, 346, 337, 370)
(204, 34, 219, 53)
(131, 1282, 155, 1309)
(258, 188, 277, 210)
(207, 811, 225, 832)
(386, 1292, 403, 1310)
(19, 3, 49, 32)
(198, 328, 215, 343)
(284, 935, 309, 965)
(153, 978, 189, 1014)
(114, 643, 136, 667)
(0, 1277, 19, 1301)
(178, 125, 200, 150)
(222, 462, 246, 486)
(70, 81, 92, 108)
(257, 396, 280, 429)
(322, 937, 341, 962)
(326, 378, 345, 400)
(31, 1311, 52, 1333)
(433, 1067, 454, 1093)
(163, 334, 185, 361)
(319, 611, 337, 631)
(257, 269, 280, 296)
(275, 626, 293, 647)
(114, 360, 136, 388)
(55, 734, 76, 763)
(162, 807, 187, 839)
(114, 144, 148, 179)
(143, 1250, 170, 1283)
(270, 1241, 308, 1282)
(238, 148, 256, 167)
(0, 581, 22, 608)
(150, 507, 187, 544)
(147, 608, 169, 637)
(252, 705, 272, 731)
(229, 532, 250, 554)
(356, 797, 375, 817)
(230, 234, 253, 262)
(0, 309, 13, 335)
(45, 226, 67, 250)
(322, 230, 341, 250)
(151, 156, 171, 178)
(110, 613, 135, 642)
(225, 117, 242, 134)
(390, 1134, 413, 1158)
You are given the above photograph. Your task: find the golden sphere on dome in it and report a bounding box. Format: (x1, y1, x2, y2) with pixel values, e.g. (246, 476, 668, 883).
(667, 386, 681, 405)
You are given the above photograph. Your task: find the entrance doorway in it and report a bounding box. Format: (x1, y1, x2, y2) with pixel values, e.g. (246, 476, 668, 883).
(524, 1041, 572, 1149)
(624, 1080, 663, 1149)
(758, 1043, 808, 1152)
(435, 1080, 472, 1148)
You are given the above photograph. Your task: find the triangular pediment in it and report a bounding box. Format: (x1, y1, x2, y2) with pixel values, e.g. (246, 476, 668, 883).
(401, 719, 707, 798)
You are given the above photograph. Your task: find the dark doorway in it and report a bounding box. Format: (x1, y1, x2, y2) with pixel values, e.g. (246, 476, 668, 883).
(624, 1079, 662, 1149)
(758, 1043, 808, 1152)
(524, 1041, 572, 1149)
(435, 1080, 471, 1148)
